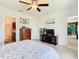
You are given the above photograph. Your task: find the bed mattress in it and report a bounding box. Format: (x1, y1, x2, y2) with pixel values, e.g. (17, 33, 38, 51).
(0, 40, 60, 59)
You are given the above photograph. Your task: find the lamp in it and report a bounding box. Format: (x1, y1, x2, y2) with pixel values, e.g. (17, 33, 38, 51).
(31, 1, 38, 9)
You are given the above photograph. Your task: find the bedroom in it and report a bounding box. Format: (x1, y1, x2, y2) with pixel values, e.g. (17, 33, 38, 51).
(0, 0, 78, 59)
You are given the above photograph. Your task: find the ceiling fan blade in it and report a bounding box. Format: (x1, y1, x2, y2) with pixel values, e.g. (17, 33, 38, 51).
(19, 1, 31, 5)
(37, 7, 41, 12)
(38, 4, 49, 6)
(27, 7, 32, 10)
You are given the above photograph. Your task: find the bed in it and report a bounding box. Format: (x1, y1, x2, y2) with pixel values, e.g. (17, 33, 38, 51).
(0, 40, 60, 59)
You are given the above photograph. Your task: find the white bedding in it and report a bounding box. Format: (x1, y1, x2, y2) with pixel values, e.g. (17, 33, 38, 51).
(0, 40, 60, 59)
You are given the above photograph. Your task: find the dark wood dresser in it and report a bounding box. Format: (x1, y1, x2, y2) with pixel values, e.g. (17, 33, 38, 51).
(41, 34, 57, 45)
(40, 29, 57, 45)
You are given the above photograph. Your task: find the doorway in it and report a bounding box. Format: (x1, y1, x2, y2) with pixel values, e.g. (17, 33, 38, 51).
(4, 16, 16, 44)
(67, 22, 78, 38)
(67, 16, 78, 49)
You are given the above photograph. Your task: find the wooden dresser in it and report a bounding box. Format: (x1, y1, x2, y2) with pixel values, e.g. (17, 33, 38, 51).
(20, 27, 31, 40)
(41, 34, 57, 45)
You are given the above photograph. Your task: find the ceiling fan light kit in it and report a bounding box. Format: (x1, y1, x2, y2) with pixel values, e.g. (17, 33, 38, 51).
(19, 0, 49, 12)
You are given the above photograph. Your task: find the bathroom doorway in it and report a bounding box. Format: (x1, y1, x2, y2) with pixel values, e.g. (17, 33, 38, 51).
(4, 16, 16, 44)
(67, 16, 78, 49)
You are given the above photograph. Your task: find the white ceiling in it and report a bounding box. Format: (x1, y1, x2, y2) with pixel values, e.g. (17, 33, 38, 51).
(0, 0, 78, 15)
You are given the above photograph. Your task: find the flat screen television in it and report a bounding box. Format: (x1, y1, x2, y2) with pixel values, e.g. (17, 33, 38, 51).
(46, 29, 54, 36)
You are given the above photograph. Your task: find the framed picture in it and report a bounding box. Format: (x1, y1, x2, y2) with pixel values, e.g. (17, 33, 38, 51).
(20, 17, 29, 24)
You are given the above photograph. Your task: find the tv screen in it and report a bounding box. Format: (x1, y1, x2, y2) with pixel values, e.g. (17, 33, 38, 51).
(46, 29, 54, 35)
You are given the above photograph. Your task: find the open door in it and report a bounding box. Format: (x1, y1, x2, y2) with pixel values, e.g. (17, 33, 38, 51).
(67, 16, 78, 50)
(4, 16, 16, 44)
(67, 22, 78, 39)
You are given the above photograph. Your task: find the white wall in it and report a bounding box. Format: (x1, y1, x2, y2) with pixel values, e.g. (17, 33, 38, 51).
(36, 8, 78, 46)
(0, 6, 37, 44)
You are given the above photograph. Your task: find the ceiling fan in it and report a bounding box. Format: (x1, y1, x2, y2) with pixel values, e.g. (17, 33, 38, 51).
(19, 0, 49, 12)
